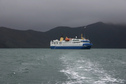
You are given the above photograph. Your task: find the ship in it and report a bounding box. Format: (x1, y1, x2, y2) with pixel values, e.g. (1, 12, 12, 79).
(50, 34, 92, 49)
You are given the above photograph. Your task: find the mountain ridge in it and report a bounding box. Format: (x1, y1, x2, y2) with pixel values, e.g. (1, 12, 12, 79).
(0, 22, 126, 48)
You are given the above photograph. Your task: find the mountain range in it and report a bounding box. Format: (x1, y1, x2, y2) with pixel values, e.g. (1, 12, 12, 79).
(0, 22, 126, 48)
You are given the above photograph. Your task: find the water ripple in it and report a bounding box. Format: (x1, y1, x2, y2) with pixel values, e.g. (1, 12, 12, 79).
(60, 53, 125, 84)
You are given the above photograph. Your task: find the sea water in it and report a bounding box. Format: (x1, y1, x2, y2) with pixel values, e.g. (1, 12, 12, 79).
(0, 48, 126, 84)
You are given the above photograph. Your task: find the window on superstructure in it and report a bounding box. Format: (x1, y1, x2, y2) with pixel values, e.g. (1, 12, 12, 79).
(73, 42, 80, 43)
(56, 42, 58, 44)
(59, 42, 62, 44)
(73, 40, 79, 41)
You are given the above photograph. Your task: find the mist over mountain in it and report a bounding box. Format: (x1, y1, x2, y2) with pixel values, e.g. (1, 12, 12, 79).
(0, 22, 126, 48)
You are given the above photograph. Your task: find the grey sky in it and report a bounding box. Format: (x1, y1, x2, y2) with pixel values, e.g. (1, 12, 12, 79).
(0, 0, 126, 31)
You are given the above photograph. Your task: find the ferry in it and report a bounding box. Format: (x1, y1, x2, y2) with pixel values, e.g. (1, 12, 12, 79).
(50, 34, 92, 49)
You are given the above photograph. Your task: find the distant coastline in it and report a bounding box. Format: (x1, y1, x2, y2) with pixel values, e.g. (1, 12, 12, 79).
(0, 22, 126, 48)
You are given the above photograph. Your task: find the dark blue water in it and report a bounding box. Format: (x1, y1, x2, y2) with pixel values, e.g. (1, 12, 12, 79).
(0, 49, 126, 84)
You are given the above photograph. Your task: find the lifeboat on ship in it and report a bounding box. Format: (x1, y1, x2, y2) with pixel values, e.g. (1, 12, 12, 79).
(65, 37, 70, 41)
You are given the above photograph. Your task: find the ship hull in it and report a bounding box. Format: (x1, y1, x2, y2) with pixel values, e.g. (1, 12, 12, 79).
(50, 46, 91, 49)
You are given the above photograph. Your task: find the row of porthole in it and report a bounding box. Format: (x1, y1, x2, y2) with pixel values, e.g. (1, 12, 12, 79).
(52, 42, 62, 44)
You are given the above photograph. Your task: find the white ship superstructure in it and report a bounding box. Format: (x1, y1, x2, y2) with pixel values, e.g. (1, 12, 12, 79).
(50, 34, 92, 49)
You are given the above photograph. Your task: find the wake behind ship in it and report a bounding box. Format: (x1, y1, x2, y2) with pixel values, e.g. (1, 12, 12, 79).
(50, 34, 92, 49)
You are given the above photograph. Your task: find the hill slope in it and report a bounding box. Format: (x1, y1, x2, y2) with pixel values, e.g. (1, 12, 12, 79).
(0, 27, 48, 48)
(0, 22, 126, 48)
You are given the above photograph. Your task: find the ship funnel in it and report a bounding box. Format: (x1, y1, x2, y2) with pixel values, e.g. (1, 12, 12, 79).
(60, 37, 64, 41)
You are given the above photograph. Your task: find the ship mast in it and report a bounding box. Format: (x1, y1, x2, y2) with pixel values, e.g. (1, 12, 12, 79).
(81, 34, 84, 39)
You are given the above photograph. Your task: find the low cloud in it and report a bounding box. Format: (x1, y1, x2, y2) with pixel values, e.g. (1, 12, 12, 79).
(0, 0, 126, 31)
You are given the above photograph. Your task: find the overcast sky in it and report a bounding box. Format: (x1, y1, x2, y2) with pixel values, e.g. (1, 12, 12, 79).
(0, 0, 126, 31)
